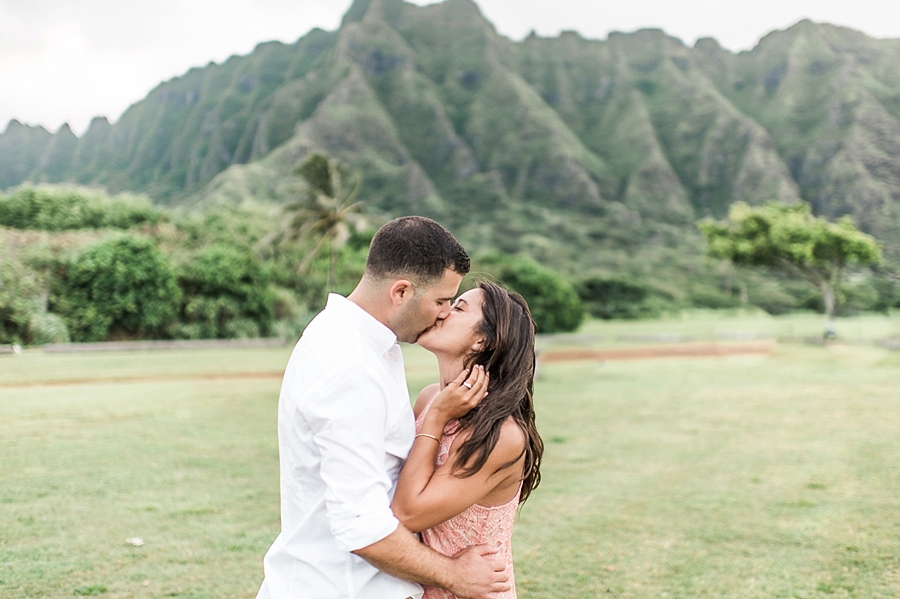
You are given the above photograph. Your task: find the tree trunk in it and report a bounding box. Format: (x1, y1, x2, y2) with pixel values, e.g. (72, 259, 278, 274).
(327, 239, 335, 293)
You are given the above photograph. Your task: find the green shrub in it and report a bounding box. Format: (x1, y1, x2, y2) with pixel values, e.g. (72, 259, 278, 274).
(688, 287, 742, 310)
(0, 185, 162, 232)
(840, 279, 880, 314)
(172, 245, 275, 339)
(270, 287, 312, 340)
(576, 277, 675, 319)
(51, 236, 180, 341)
(478, 254, 584, 333)
(0, 260, 43, 344)
(28, 312, 70, 344)
(871, 275, 900, 312)
(746, 285, 797, 315)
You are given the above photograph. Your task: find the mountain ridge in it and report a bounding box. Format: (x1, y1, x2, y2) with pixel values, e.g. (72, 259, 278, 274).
(2, 0, 900, 273)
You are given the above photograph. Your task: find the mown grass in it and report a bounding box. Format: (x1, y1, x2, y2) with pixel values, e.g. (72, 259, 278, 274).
(515, 343, 900, 598)
(0, 353, 287, 598)
(2, 314, 900, 598)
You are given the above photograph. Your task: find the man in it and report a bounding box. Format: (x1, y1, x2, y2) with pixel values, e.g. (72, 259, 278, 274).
(257, 216, 510, 599)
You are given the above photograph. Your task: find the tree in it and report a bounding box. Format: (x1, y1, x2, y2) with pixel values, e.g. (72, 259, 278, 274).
(174, 244, 275, 339)
(577, 277, 675, 319)
(699, 202, 881, 335)
(279, 154, 366, 292)
(0, 185, 162, 231)
(480, 253, 584, 333)
(51, 236, 180, 341)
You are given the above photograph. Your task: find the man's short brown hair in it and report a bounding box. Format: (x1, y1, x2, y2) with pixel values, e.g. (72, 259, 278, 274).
(365, 216, 470, 285)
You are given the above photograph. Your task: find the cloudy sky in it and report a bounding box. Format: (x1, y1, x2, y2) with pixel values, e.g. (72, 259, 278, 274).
(2, 0, 899, 135)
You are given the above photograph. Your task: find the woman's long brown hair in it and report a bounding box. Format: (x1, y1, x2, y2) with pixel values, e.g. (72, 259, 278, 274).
(449, 281, 543, 504)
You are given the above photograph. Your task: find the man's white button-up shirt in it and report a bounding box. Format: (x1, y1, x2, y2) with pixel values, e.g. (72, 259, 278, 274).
(257, 294, 422, 599)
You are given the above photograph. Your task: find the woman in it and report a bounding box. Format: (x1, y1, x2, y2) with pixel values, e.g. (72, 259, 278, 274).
(392, 281, 543, 599)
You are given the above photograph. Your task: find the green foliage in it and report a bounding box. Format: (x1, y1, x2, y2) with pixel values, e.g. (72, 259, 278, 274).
(870, 274, 900, 312)
(271, 228, 371, 313)
(28, 312, 70, 344)
(295, 153, 338, 199)
(3, 10, 900, 292)
(686, 287, 743, 310)
(0, 258, 43, 345)
(841, 279, 880, 314)
(743, 283, 797, 315)
(577, 277, 676, 319)
(478, 253, 584, 333)
(172, 245, 275, 339)
(0, 232, 75, 345)
(51, 236, 180, 341)
(280, 154, 366, 283)
(699, 203, 882, 270)
(0, 186, 163, 232)
(699, 202, 882, 319)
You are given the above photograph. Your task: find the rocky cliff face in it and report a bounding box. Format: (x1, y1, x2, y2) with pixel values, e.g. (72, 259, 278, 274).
(3, 0, 900, 263)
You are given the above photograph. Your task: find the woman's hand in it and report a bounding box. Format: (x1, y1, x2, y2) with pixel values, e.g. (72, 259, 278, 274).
(428, 366, 489, 425)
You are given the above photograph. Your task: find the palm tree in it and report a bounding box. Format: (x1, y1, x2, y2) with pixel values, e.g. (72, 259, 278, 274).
(282, 154, 365, 291)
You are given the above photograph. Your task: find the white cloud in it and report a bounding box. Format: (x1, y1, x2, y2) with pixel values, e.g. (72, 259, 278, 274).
(2, 0, 899, 135)
(0, 0, 353, 134)
(460, 0, 900, 49)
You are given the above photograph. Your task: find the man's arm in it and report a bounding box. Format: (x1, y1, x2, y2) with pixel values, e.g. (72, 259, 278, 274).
(306, 367, 507, 597)
(353, 524, 510, 599)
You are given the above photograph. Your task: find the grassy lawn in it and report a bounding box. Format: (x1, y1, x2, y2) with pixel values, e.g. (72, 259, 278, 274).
(2, 314, 900, 598)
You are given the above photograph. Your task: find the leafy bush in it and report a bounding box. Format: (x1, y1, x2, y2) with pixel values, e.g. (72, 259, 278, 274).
(745, 285, 797, 315)
(842, 281, 879, 313)
(870, 275, 900, 312)
(0, 185, 163, 231)
(0, 259, 43, 344)
(172, 245, 275, 339)
(577, 277, 675, 319)
(688, 288, 743, 310)
(51, 236, 180, 341)
(478, 254, 584, 333)
(28, 312, 70, 344)
(270, 228, 371, 313)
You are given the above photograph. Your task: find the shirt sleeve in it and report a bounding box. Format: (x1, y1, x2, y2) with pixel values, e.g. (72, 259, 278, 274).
(302, 368, 400, 552)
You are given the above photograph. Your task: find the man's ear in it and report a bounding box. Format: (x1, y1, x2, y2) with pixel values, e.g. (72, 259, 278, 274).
(388, 279, 415, 306)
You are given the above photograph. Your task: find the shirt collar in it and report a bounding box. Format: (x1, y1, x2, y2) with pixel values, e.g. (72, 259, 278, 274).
(325, 293, 398, 355)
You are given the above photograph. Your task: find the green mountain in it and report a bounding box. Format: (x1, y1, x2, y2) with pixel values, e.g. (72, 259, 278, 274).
(2, 0, 899, 281)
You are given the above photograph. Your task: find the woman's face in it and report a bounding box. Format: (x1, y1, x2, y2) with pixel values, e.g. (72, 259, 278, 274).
(416, 288, 486, 358)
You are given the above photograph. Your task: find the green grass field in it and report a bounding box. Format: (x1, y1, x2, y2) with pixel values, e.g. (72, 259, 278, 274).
(2, 314, 900, 598)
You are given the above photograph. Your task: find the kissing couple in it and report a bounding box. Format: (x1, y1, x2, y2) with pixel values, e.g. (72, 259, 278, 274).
(256, 216, 543, 599)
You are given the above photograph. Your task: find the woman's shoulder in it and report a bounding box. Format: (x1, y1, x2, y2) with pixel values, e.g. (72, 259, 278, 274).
(453, 416, 526, 466)
(413, 383, 441, 419)
(494, 416, 527, 460)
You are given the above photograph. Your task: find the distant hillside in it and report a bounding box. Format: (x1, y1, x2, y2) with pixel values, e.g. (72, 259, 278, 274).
(3, 0, 900, 277)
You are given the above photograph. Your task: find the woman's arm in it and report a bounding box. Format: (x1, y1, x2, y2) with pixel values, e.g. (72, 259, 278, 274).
(393, 409, 525, 533)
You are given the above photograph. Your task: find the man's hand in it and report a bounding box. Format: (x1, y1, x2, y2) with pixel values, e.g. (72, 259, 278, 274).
(447, 543, 511, 599)
(429, 366, 490, 423)
(353, 525, 510, 597)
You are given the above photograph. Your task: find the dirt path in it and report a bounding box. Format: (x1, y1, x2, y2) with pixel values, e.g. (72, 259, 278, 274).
(0, 371, 284, 390)
(540, 340, 776, 363)
(2, 341, 777, 389)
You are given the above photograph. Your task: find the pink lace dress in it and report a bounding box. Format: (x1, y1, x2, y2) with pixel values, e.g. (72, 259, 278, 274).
(414, 400, 520, 599)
